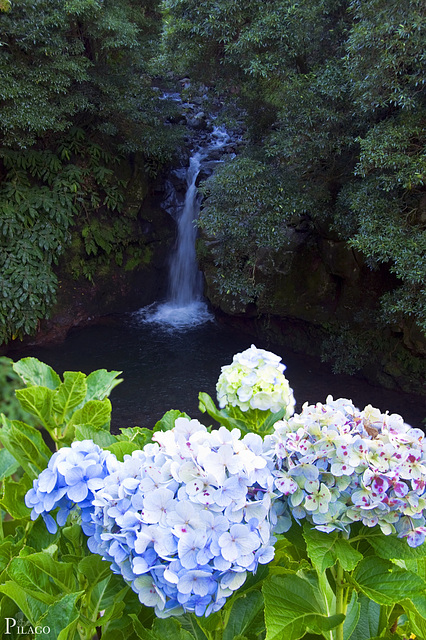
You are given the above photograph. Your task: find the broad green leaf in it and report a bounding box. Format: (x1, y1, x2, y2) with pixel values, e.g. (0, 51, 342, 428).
(67, 398, 112, 431)
(85, 369, 123, 402)
(153, 409, 191, 433)
(117, 426, 153, 447)
(198, 392, 248, 432)
(0, 474, 32, 519)
(180, 613, 209, 640)
(13, 358, 61, 390)
(106, 441, 143, 460)
(7, 555, 64, 604)
(18, 551, 76, 593)
(53, 371, 87, 421)
(223, 591, 264, 640)
(78, 554, 112, 586)
(0, 447, 19, 480)
(348, 595, 381, 640)
(343, 591, 361, 640)
(303, 526, 338, 573)
(334, 538, 363, 572)
(0, 594, 20, 637)
(74, 423, 117, 447)
(0, 416, 51, 479)
(131, 614, 158, 640)
(0, 580, 49, 623)
(262, 574, 345, 640)
(352, 556, 426, 605)
(15, 386, 55, 429)
(365, 530, 426, 559)
(153, 617, 195, 640)
(303, 526, 362, 574)
(37, 591, 83, 640)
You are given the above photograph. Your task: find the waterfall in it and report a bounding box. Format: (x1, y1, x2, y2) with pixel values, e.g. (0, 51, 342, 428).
(168, 151, 204, 306)
(139, 126, 230, 330)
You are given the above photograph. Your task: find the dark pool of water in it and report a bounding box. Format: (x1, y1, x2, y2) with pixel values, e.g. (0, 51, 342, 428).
(11, 313, 425, 433)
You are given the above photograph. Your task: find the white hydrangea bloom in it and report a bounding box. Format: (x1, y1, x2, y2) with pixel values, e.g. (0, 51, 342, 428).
(216, 345, 295, 417)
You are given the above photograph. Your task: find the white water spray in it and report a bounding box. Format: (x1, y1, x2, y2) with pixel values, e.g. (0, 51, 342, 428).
(139, 127, 230, 329)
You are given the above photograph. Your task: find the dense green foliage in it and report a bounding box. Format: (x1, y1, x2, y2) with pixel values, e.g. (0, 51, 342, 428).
(161, 0, 425, 364)
(0, 0, 181, 343)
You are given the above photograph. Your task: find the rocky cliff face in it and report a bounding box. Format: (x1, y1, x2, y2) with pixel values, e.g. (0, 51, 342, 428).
(199, 222, 426, 395)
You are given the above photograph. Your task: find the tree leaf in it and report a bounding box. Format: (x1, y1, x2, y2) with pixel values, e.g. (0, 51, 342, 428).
(117, 426, 153, 447)
(352, 556, 426, 605)
(7, 553, 74, 604)
(262, 574, 345, 640)
(13, 357, 61, 390)
(0, 581, 49, 625)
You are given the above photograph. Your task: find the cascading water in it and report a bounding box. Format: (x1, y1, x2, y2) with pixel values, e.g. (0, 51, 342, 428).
(139, 126, 230, 329)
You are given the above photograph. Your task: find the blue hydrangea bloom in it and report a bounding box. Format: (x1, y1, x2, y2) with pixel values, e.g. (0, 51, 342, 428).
(25, 440, 112, 534)
(87, 419, 277, 617)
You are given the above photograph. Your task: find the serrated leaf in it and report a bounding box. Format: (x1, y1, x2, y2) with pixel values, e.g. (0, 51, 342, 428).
(74, 424, 117, 447)
(223, 591, 264, 640)
(85, 369, 123, 402)
(263, 574, 345, 640)
(67, 398, 112, 431)
(0, 581, 49, 625)
(0, 415, 51, 479)
(343, 591, 361, 640)
(352, 556, 426, 605)
(365, 530, 426, 559)
(117, 426, 153, 447)
(38, 591, 83, 640)
(303, 525, 362, 573)
(0, 447, 20, 480)
(78, 554, 111, 585)
(7, 557, 58, 604)
(53, 371, 87, 421)
(106, 441, 143, 460)
(198, 392, 248, 432)
(0, 474, 32, 519)
(13, 358, 61, 390)
(15, 386, 55, 429)
(153, 409, 191, 433)
(348, 594, 381, 640)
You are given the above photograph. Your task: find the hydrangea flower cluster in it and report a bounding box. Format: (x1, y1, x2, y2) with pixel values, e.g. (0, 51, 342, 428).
(25, 440, 112, 535)
(86, 418, 277, 617)
(267, 396, 426, 547)
(216, 344, 295, 416)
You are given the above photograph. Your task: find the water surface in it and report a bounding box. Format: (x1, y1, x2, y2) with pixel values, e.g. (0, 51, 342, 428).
(17, 315, 425, 433)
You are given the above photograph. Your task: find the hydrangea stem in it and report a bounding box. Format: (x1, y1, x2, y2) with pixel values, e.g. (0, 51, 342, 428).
(335, 561, 345, 640)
